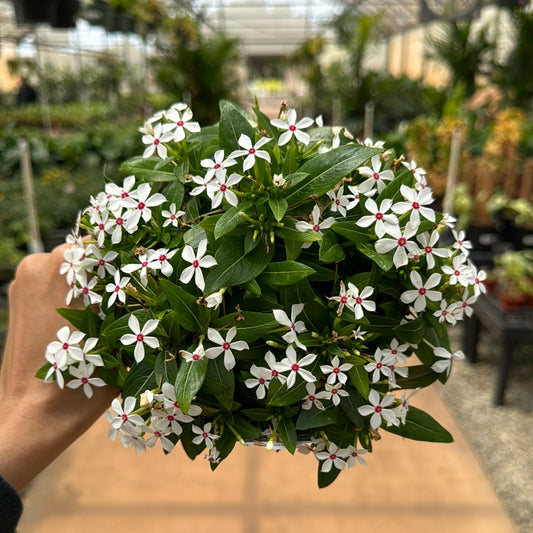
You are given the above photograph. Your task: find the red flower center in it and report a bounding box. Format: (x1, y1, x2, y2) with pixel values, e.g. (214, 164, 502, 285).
(192, 260, 200, 268)
(177, 120, 184, 127)
(220, 184, 227, 192)
(248, 148, 256, 154)
(418, 287, 427, 295)
(375, 212, 383, 220)
(154, 139, 160, 145)
(412, 202, 420, 209)
(425, 246, 432, 254)
(289, 125, 296, 131)
(138, 202, 146, 210)
(355, 297, 362, 305)
(312, 224, 320, 232)
(137, 333, 144, 342)
(398, 237, 406, 246)
(372, 172, 380, 180)
(222, 342, 231, 350)
(291, 363, 300, 372)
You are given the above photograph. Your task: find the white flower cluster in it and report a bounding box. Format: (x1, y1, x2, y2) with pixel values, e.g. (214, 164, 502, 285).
(42, 101, 486, 480)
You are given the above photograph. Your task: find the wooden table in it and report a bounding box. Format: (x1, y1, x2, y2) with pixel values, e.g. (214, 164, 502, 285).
(462, 293, 533, 405)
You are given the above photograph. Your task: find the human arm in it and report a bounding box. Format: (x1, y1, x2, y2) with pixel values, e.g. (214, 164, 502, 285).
(0, 245, 118, 494)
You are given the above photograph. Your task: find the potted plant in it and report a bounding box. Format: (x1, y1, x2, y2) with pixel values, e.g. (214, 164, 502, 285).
(494, 249, 533, 308)
(38, 100, 483, 487)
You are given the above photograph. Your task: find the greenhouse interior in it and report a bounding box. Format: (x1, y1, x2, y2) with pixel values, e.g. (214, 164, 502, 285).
(0, 0, 532, 532)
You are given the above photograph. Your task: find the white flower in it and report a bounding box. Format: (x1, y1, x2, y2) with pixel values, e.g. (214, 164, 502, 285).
(245, 365, 272, 399)
(382, 338, 411, 364)
(357, 389, 398, 429)
(118, 425, 149, 453)
(66, 361, 106, 399)
(264, 350, 286, 384)
(345, 184, 375, 212)
(74, 272, 103, 306)
(455, 289, 477, 319)
(105, 271, 130, 307)
(148, 248, 177, 277)
(295, 204, 336, 241)
(315, 442, 348, 472)
(142, 123, 172, 159)
(105, 175, 137, 212)
(402, 159, 427, 185)
(44, 349, 68, 389)
(320, 356, 352, 385)
(270, 109, 314, 145)
(192, 422, 219, 449)
(122, 253, 155, 287)
(272, 173, 286, 187)
(452, 229, 473, 256)
(327, 186, 351, 217)
(346, 283, 376, 320)
(160, 381, 202, 417)
(162, 203, 185, 228)
(201, 149, 236, 181)
(433, 299, 459, 325)
(416, 231, 451, 269)
(301, 382, 328, 410)
(323, 383, 349, 406)
(357, 198, 399, 238)
(329, 280, 352, 315)
(273, 303, 307, 350)
(206, 172, 243, 208)
(400, 271, 442, 312)
(59, 245, 85, 285)
(145, 420, 175, 452)
(364, 347, 394, 384)
(274, 345, 317, 388)
(181, 343, 206, 363)
(46, 325, 85, 361)
(179, 239, 217, 291)
(122, 183, 166, 227)
(69, 336, 103, 367)
(230, 134, 271, 171)
(205, 326, 249, 370)
(163, 106, 201, 142)
(352, 326, 367, 340)
(205, 291, 224, 309)
(442, 255, 474, 287)
(189, 174, 213, 197)
(431, 347, 464, 376)
(374, 222, 419, 268)
(120, 314, 160, 363)
(392, 185, 435, 227)
(471, 266, 487, 297)
(83, 245, 117, 278)
(109, 396, 145, 430)
(357, 155, 394, 193)
(104, 208, 129, 245)
(395, 388, 419, 424)
(345, 445, 367, 467)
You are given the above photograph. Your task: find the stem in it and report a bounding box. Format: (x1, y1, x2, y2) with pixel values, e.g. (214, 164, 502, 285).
(266, 418, 281, 451)
(225, 422, 246, 446)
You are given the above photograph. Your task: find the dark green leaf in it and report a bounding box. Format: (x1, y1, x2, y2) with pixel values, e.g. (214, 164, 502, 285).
(317, 463, 342, 488)
(285, 145, 380, 204)
(212, 311, 278, 343)
(174, 358, 208, 414)
(395, 365, 439, 389)
(339, 392, 365, 427)
(119, 156, 177, 182)
(356, 242, 394, 271)
(383, 406, 453, 443)
(214, 203, 251, 239)
(232, 416, 264, 440)
(219, 100, 255, 153)
(319, 230, 345, 263)
(155, 351, 179, 388)
(160, 279, 208, 333)
(123, 362, 157, 400)
(278, 416, 298, 454)
(331, 221, 370, 243)
(257, 260, 315, 286)
(296, 404, 338, 430)
(205, 356, 235, 411)
(348, 365, 370, 398)
(393, 315, 425, 344)
(268, 196, 288, 222)
(205, 239, 274, 293)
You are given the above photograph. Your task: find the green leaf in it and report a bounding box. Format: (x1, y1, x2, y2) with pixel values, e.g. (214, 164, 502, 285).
(383, 406, 453, 443)
(218, 100, 255, 153)
(356, 242, 394, 271)
(119, 156, 177, 182)
(339, 392, 365, 427)
(395, 365, 439, 389)
(209, 428, 236, 471)
(212, 311, 278, 343)
(205, 239, 274, 293)
(284, 145, 380, 204)
(160, 279, 208, 333)
(123, 362, 157, 400)
(205, 356, 235, 411)
(257, 260, 315, 286)
(174, 358, 208, 414)
(35, 362, 51, 380)
(331, 221, 370, 243)
(268, 196, 288, 222)
(232, 416, 264, 440)
(348, 365, 370, 398)
(296, 404, 338, 430)
(281, 143, 299, 175)
(155, 352, 179, 387)
(317, 463, 342, 488)
(284, 239, 302, 261)
(319, 230, 345, 263)
(56, 306, 101, 336)
(275, 223, 322, 243)
(214, 203, 251, 239)
(393, 315, 425, 344)
(267, 376, 311, 407)
(278, 417, 298, 454)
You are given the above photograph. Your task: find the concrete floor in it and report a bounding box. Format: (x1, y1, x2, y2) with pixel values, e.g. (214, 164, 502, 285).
(18, 384, 516, 533)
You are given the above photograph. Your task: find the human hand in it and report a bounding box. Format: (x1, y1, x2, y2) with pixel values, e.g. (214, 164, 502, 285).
(0, 244, 118, 492)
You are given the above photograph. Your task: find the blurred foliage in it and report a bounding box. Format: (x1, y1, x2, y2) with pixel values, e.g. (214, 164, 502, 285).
(150, 10, 243, 125)
(426, 20, 495, 97)
(494, 9, 533, 108)
(0, 106, 141, 267)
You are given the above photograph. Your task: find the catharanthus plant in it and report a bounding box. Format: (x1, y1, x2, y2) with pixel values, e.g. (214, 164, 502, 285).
(39, 100, 483, 488)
